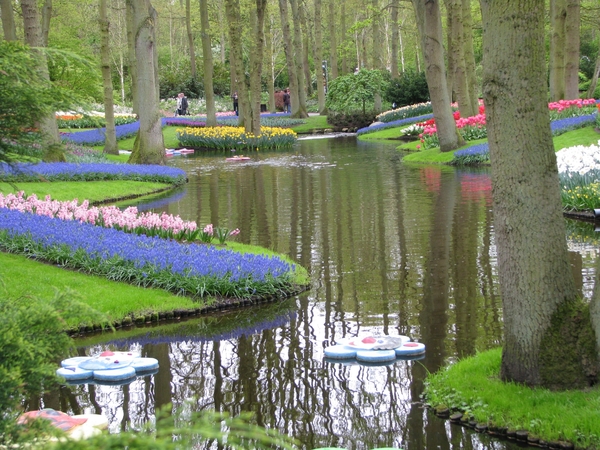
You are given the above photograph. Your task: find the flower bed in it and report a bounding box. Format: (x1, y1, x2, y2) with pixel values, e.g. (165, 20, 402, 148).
(356, 113, 434, 136)
(0, 162, 187, 184)
(558, 141, 600, 211)
(176, 125, 297, 151)
(0, 208, 295, 299)
(375, 102, 434, 123)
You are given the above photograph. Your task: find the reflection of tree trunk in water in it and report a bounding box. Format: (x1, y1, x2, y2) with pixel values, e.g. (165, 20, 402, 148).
(452, 189, 482, 358)
(589, 256, 600, 358)
(408, 170, 457, 448)
(391, 161, 410, 336)
(479, 207, 502, 344)
(121, 384, 130, 432)
(209, 171, 220, 228)
(212, 341, 223, 412)
(254, 167, 271, 250)
(374, 162, 392, 331)
(145, 343, 172, 413)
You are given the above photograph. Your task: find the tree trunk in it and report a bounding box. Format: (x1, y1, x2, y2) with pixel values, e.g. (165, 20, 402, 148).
(126, 0, 165, 165)
(564, 0, 580, 99)
(278, 0, 300, 115)
(99, 0, 118, 155)
(265, 16, 277, 113)
(248, 0, 267, 135)
(41, 0, 51, 47)
(0, 0, 17, 41)
(126, 0, 139, 115)
(314, 0, 326, 113)
(299, 2, 313, 97)
(390, 0, 399, 78)
(586, 49, 600, 99)
(186, 0, 197, 79)
(549, 0, 566, 101)
(328, 0, 338, 79)
(481, 0, 598, 389)
(412, 0, 463, 152)
(372, 0, 382, 111)
(199, 0, 216, 127)
(289, 0, 308, 118)
(462, 0, 479, 115)
(340, 1, 347, 75)
(20, 0, 63, 162)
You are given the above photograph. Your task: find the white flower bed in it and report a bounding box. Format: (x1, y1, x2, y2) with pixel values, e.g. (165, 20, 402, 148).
(556, 140, 600, 176)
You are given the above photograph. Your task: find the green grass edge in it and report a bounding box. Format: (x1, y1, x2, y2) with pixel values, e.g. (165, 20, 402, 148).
(424, 347, 600, 448)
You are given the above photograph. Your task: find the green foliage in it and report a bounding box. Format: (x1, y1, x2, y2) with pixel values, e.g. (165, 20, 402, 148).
(0, 42, 88, 165)
(47, 48, 103, 102)
(49, 405, 297, 450)
(0, 284, 110, 443)
(384, 69, 430, 108)
(325, 69, 390, 114)
(327, 110, 378, 129)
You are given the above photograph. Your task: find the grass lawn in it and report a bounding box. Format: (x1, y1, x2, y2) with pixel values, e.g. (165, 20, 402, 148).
(425, 348, 600, 449)
(397, 127, 600, 164)
(291, 114, 330, 134)
(0, 180, 172, 203)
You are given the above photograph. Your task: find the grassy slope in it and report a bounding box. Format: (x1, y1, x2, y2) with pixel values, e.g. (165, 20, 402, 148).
(425, 348, 600, 448)
(359, 124, 600, 164)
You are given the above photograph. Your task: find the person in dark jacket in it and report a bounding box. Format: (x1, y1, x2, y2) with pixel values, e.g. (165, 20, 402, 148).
(176, 92, 188, 116)
(283, 88, 290, 113)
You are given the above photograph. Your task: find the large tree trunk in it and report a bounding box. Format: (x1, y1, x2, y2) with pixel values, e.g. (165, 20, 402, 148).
(564, 0, 581, 99)
(299, 3, 312, 97)
(20, 0, 64, 162)
(225, 0, 247, 126)
(126, 0, 165, 165)
(99, 0, 118, 155)
(186, 0, 197, 79)
(0, 0, 17, 41)
(481, 0, 598, 389)
(314, 0, 326, 113)
(412, 0, 463, 152)
(549, 0, 567, 101)
(199, 0, 216, 127)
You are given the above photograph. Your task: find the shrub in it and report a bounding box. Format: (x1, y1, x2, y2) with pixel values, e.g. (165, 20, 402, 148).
(384, 69, 430, 108)
(327, 110, 378, 130)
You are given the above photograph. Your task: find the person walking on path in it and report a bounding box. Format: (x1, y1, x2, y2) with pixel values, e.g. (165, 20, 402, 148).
(283, 88, 291, 113)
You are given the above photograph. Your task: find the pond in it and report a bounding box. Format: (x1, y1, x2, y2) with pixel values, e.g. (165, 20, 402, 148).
(41, 136, 599, 449)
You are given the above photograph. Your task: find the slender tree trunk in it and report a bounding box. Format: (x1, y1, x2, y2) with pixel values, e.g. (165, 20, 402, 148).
(328, 0, 338, 79)
(481, 0, 597, 389)
(549, 0, 566, 101)
(265, 16, 277, 113)
(199, 0, 216, 126)
(314, 0, 327, 113)
(372, 0, 382, 111)
(391, 0, 399, 78)
(586, 50, 600, 99)
(462, 0, 479, 114)
(412, 0, 463, 152)
(186, 0, 197, 79)
(126, 1, 139, 114)
(340, 2, 347, 74)
(290, 0, 308, 118)
(99, 0, 118, 155)
(41, 0, 51, 47)
(299, 2, 312, 97)
(126, 0, 165, 165)
(564, 0, 581, 99)
(278, 0, 300, 116)
(20, 0, 63, 161)
(0, 0, 17, 41)
(248, 0, 267, 134)
(225, 0, 250, 129)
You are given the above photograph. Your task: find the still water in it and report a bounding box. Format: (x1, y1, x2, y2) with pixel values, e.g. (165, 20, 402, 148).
(47, 136, 599, 449)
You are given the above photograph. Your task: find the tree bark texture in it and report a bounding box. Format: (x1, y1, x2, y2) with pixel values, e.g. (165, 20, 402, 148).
(481, 0, 596, 389)
(0, 0, 17, 41)
(412, 0, 462, 152)
(278, 0, 299, 115)
(564, 0, 581, 99)
(126, 0, 165, 165)
(20, 0, 63, 161)
(126, 0, 139, 115)
(99, 0, 118, 155)
(186, 0, 197, 79)
(248, 0, 267, 134)
(549, 0, 566, 101)
(328, 0, 338, 79)
(314, 0, 326, 113)
(390, 0, 399, 78)
(462, 0, 479, 115)
(199, 0, 216, 127)
(290, 0, 308, 118)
